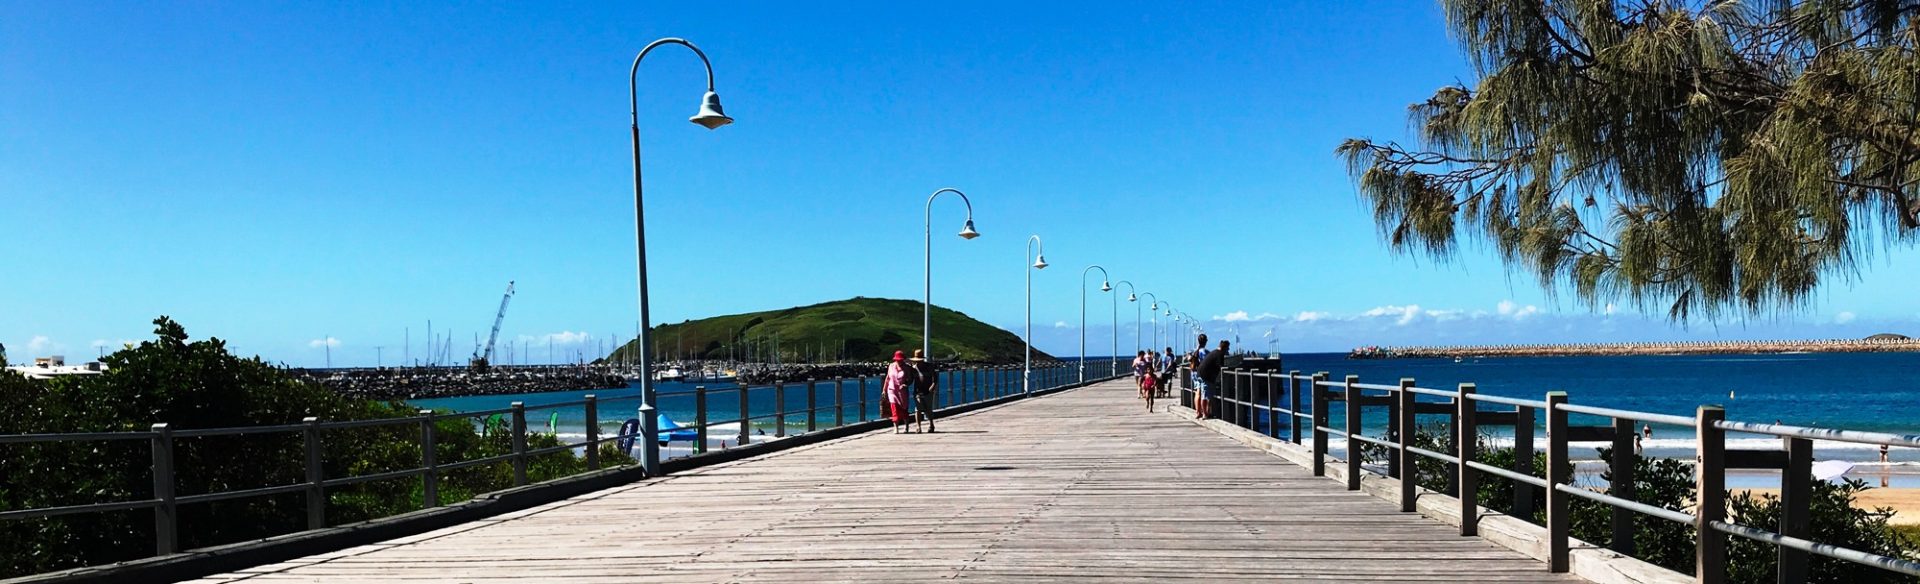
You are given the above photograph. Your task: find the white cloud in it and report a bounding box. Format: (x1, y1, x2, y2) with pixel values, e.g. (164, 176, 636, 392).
(1836, 311, 1856, 324)
(1293, 311, 1332, 323)
(26, 335, 54, 354)
(1361, 305, 1423, 326)
(1604, 303, 1618, 316)
(308, 337, 342, 348)
(1218, 310, 1251, 322)
(522, 331, 590, 345)
(1053, 321, 1069, 328)
(1496, 300, 1540, 320)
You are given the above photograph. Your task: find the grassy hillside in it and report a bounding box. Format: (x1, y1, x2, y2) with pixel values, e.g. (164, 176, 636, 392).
(605, 297, 1050, 364)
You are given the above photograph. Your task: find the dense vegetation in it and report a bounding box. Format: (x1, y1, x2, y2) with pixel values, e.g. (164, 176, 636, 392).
(0, 317, 629, 579)
(607, 297, 1051, 364)
(1341, 1, 1920, 321)
(1369, 422, 1919, 582)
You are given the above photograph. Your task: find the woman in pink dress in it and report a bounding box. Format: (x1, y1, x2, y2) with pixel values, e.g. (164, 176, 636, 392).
(884, 350, 913, 433)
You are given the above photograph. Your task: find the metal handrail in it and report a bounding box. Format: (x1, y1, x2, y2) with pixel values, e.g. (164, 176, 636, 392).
(0, 364, 1116, 571)
(1557, 403, 1697, 428)
(1194, 366, 1920, 582)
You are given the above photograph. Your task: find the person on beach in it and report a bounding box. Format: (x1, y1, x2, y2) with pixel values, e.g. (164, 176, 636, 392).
(1197, 339, 1228, 419)
(909, 349, 938, 433)
(1190, 334, 1212, 419)
(884, 350, 914, 433)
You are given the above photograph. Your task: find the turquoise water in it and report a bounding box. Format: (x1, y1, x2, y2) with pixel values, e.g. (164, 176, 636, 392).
(409, 353, 1920, 466)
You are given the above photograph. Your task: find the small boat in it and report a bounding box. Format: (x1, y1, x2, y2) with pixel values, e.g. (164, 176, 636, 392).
(653, 367, 686, 382)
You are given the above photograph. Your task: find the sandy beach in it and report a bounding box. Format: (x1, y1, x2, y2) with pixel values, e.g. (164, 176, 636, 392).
(1737, 487, 1920, 525)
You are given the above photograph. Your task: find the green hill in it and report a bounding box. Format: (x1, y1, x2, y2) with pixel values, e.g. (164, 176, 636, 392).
(605, 297, 1052, 364)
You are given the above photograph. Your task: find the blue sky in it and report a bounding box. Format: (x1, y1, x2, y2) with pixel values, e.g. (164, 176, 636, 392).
(4, 1, 1914, 367)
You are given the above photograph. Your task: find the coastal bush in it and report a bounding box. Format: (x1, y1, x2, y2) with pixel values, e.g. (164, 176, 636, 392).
(1401, 424, 1920, 582)
(0, 317, 632, 579)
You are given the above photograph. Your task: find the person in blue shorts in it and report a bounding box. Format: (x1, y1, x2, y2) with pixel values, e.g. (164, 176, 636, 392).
(1189, 333, 1212, 418)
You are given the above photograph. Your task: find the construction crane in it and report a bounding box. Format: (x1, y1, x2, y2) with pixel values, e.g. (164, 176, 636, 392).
(470, 281, 515, 370)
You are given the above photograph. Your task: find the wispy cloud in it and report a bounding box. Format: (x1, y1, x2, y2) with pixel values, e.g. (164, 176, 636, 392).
(26, 335, 55, 354)
(1053, 321, 1069, 328)
(1293, 311, 1332, 323)
(1497, 300, 1540, 320)
(520, 331, 590, 345)
(1836, 311, 1857, 324)
(308, 337, 342, 348)
(1214, 310, 1282, 322)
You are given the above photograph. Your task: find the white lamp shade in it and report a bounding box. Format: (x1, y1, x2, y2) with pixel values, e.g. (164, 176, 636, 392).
(689, 91, 733, 129)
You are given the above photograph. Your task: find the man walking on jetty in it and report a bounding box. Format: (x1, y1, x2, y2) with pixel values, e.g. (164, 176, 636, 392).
(1197, 339, 1228, 419)
(1189, 334, 1212, 419)
(910, 349, 938, 433)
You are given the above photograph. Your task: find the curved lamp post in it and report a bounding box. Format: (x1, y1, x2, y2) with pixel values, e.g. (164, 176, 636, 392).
(1141, 292, 1160, 356)
(1078, 265, 1110, 383)
(1116, 280, 1137, 368)
(923, 188, 979, 363)
(1025, 235, 1048, 395)
(628, 37, 733, 476)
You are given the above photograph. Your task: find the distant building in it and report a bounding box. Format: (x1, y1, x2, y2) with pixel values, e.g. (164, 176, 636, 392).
(5, 356, 107, 380)
(1867, 333, 1911, 341)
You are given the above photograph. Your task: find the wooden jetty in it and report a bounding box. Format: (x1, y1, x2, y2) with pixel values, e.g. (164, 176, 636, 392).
(186, 379, 1577, 583)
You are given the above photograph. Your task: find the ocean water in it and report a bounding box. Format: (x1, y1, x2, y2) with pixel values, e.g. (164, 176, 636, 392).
(409, 353, 1920, 472)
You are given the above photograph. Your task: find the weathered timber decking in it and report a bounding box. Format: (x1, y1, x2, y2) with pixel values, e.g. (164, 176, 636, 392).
(189, 379, 1581, 583)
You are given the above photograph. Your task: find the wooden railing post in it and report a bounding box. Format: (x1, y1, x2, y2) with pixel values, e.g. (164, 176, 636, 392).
(1288, 371, 1302, 444)
(150, 423, 177, 556)
(419, 409, 438, 508)
(1457, 384, 1478, 536)
(1545, 392, 1569, 573)
(774, 382, 787, 438)
(1611, 416, 1636, 555)
(1345, 374, 1362, 491)
(857, 377, 868, 421)
(1779, 437, 1812, 584)
(1514, 405, 1536, 518)
(1311, 372, 1329, 476)
(510, 402, 528, 486)
(302, 416, 324, 530)
(694, 386, 708, 454)
(805, 380, 818, 433)
(1697, 405, 1727, 584)
(737, 386, 751, 446)
(1265, 372, 1280, 438)
(1397, 378, 1416, 512)
(585, 395, 601, 469)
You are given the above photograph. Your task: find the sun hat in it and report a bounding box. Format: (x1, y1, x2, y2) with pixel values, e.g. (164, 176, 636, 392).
(910, 349, 925, 361)
(892, 350, 905, 361)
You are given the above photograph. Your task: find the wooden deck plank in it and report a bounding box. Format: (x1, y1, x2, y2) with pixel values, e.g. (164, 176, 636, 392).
(196, 380, 1582, 582)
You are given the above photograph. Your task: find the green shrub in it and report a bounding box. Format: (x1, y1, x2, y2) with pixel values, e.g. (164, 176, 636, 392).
(0, 317, 632, 579)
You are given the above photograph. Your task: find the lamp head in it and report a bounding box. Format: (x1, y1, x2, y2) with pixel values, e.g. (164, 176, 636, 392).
(689, 91, 733, 130)
(1100, 281, 1112, 292)
(958, 219, 980, 240)
(1128, 293, 1137, 302)
(1150, 302, 1158, 310)
(1032, 255, 1049, 270)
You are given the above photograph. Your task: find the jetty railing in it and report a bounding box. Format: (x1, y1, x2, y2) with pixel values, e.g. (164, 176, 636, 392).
(0, 358, 1115, 570)
(1179, 366, 1920, 584)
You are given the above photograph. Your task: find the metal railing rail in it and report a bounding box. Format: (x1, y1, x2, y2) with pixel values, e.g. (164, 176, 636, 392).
(1177, 365, 1920, 583)
(0, 358, 1120, 568)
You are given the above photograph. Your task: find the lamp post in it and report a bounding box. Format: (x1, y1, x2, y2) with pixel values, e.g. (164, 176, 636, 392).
(1116, 280, 1136, 369)
(1141, 292, 1159, 356)
(1025, 235, 1048, 395)
(1079, 265, 1109, 383)
(628, 37, 734, 477)
(923, 188, 980, 364)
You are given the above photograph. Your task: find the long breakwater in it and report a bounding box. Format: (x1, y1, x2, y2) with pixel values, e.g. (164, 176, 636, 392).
(1348, 337, 1920, 359)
